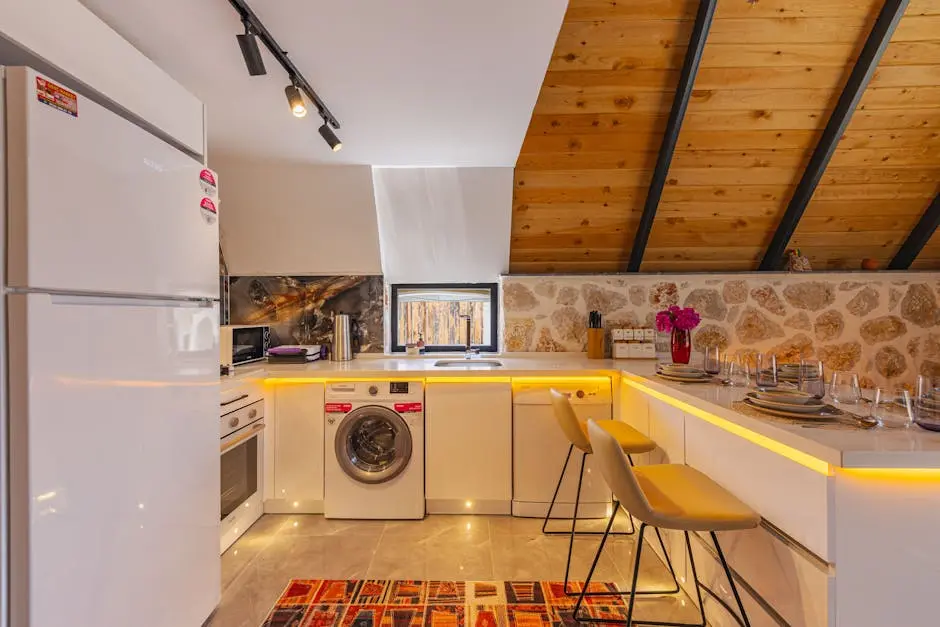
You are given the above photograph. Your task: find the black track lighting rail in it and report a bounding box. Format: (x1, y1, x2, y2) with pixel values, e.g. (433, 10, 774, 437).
(226, 0, 340, 129)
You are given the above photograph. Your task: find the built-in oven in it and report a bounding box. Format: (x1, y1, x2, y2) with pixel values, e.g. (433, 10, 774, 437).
(220, 397, 265, 554)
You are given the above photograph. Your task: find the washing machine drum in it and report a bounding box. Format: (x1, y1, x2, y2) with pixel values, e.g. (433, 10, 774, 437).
(335, 406, 413, 484)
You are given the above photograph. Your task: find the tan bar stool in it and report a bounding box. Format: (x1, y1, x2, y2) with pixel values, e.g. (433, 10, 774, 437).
(574, 419, 761, 627)
(545, 390, 669, 596)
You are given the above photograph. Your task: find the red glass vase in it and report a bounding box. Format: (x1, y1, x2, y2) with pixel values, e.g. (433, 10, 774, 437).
(671, 328, 691, 364)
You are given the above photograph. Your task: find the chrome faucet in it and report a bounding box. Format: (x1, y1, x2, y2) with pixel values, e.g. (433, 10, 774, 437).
(462, 314, 479, 359)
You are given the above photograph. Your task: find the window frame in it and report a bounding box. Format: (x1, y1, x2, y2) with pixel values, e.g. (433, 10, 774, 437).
(389, 282, 500, 354)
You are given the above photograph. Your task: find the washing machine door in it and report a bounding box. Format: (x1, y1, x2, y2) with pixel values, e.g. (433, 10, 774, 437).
(335, 406, 413, 484)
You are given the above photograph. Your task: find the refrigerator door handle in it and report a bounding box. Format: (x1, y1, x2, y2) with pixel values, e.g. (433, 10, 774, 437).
(48, 294, 215, 308)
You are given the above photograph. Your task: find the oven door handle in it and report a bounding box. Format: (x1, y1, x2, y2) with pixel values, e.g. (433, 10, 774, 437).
(220, 423, 265, 453)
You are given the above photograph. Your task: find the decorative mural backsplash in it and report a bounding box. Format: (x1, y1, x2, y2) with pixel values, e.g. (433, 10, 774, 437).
(228, 275, 384, 353)
(502, 273, 940, 388)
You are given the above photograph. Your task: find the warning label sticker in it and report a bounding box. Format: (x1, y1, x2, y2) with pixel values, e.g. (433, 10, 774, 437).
(200, 197, 218, 225)
(36, 77, 78, 117)
(199, 168, 219, 198)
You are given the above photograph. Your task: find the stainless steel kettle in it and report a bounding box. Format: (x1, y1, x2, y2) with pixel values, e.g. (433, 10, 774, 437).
(331, 314, 360, 361)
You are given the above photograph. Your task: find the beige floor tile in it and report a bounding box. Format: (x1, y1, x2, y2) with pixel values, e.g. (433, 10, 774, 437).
(276, 515, 386, 538)
(368, 532, 494, 581)
(208, 561, 290, 627)
(221, 517, 286, 592)
(210, 514, 702, 627)
(254, 534, 380, 580)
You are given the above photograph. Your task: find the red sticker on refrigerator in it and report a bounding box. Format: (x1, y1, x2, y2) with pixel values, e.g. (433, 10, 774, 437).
(199, 197, 218, 225)
(199, 168, 219, 198)
(36, 76, 78, 117)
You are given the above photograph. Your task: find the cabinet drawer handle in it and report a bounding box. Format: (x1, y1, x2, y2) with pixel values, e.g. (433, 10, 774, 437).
(221, 393, 249, 407)
(248, 408, 257, 419)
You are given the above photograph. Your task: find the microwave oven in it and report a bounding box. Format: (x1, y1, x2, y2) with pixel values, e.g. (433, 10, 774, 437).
(220, 325, 270, 367)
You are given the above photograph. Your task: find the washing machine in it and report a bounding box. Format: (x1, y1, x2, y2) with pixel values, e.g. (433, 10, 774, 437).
(324, 380, 425, 519)
(512, 379, 613, 518)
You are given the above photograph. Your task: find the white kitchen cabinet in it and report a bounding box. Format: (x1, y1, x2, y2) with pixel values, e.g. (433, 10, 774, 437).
(425, 382, 512, 514)
(648, 397, 685, 465)
(619, 380, 651, 466)
(265, 383, 325, 514)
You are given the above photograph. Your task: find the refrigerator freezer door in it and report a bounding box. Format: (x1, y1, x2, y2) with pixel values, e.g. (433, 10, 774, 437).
(5, 67, 218, 299)
(7, 293, 220, 627)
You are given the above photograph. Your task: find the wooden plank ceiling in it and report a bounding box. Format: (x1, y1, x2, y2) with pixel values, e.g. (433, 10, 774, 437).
(510, 0, 940, 273)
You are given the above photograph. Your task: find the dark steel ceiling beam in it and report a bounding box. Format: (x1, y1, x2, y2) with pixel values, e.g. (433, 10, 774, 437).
(227, 0, 340, 128)
(627, 0, 718, 272)
(888, 193, 940, 269)
(758, 0, 910, 270)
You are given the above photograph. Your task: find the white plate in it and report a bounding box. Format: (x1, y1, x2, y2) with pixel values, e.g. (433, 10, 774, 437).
(743, 398, 842, 420)
(746, 393, 825, 413)
(660, 364, 704, 374)
(656, 373, 713, 384)
(752, 389, 816, 405)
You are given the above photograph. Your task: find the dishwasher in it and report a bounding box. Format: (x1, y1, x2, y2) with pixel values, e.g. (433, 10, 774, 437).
(512, 379, 613, 518)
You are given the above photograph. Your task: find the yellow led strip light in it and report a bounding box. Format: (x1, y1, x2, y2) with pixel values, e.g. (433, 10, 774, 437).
(837, 467, 940, 482)
(622, 377, 831, 476)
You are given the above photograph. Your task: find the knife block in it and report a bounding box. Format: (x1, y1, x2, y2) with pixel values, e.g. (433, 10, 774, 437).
(586, 328, 605, 360)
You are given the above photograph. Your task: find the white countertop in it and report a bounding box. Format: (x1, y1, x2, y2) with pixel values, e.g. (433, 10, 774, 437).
(222, 354, 622, 385)
(619, 364, 940, 470)
(222, 353, 940, 469)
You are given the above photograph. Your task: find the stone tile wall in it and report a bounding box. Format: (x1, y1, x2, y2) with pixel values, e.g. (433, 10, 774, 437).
(502, 273, 940, 388)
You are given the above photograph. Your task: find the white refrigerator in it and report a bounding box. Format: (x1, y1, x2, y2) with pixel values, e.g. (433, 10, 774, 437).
(2, 67, 220, 627)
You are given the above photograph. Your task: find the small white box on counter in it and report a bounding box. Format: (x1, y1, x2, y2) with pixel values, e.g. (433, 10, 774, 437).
(612, 342, 630, 359)
(611, 328, 626, 341)
(643, 328, 656, 341)
(612, 341, 657, 359)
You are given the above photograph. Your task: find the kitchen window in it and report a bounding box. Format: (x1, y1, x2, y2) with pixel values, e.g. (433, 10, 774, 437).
(390, 283, 499, 353)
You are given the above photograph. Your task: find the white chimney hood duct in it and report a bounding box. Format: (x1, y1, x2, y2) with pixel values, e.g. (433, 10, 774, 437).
(373, 167, 512, 284)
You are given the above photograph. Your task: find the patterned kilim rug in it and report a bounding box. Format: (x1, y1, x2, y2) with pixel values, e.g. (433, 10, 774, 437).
(261, 579, 630, 626)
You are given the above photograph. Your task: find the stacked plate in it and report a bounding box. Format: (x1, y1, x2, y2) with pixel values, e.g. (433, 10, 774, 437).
(743, 389, 841, 419)
(656, 364, 712, 383)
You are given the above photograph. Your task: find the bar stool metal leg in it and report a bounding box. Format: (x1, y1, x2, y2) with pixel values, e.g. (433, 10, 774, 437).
(695, 532, 752, 627)
(541, 443, 574, 536)
(572, 524, 752, 627)
(566, 501, 679, 598)
(543, 445, 635, 537)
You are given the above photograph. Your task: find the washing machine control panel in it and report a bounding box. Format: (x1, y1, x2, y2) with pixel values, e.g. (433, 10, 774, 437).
(390, 382, 410, 394)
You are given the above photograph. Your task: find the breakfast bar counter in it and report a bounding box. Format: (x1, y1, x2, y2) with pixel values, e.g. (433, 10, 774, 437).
(617, 364, 940, 627)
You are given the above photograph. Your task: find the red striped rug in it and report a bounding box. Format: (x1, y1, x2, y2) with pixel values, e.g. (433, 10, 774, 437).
(261, 579, 629, 626)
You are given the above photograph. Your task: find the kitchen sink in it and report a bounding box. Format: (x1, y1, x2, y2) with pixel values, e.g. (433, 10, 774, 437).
(433, 359, 504, 368)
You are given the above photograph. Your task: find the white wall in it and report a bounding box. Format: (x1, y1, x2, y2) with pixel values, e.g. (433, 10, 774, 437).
(373, 167, 513, 284)
(214, 157, 382, 276)
(0, 0, 204, 157)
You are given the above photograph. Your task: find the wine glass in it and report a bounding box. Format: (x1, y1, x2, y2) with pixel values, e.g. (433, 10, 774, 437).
(799, 358, 826, 399)
(870, 387, 913, 429)
(756, 353, 777, 389)
(829, 371, 862, 405)
(703, 346, 722, 376)
(913, 375, 940, 432)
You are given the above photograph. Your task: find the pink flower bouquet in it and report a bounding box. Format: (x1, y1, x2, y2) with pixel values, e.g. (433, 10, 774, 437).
(655, 305, 701, 332)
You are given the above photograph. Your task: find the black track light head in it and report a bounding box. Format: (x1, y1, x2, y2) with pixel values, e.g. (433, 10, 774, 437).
(236, 22, 266, 76)
(319, 121, 343, 152)
(285, 83, 307, 117)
